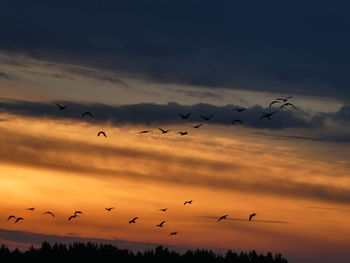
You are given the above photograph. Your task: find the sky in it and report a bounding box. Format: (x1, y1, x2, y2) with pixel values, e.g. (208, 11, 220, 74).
(0, 1, 350, 263)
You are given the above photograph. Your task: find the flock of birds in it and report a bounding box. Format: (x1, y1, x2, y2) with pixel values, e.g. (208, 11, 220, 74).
(5, 96, 296, 237)
(55, 95, 296, 137)
(6, 202, 257, 237)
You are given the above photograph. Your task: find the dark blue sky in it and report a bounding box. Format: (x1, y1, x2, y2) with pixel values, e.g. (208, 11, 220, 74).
(1, 1, 350, 102)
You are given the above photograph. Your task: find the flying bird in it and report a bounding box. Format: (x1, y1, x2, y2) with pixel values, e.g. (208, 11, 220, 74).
(159, 208, 168, 212)
(81, 112, 94, 118)
(200, 114, 215, 121)
(169, 232, 178, 236)
(43, 211, 55, 217)
(129, 217, 138, 224)
(68, 215, 78, 221)
(178, 131, 188, 136)
(232, 119, 243, 125)
(26, 207, 35, 211)
(280, 103, 296, 110)
(97, 131, 107, 137)
(157, 221, 166, 227)
(232, 108, 247, 112)
(269, 100, 281, 108)
(177, 112, 191, 119)
(249, 213, 256, 221)
(105, 207, 115, 211)
(7, 215, 16, 221)
(159, 128, 170, 134)
(260, 111, 277, 120)
(193, 124, 203, 128)
(15, 217, 24, 223)
(55, 103, 68, 110)
(276, 96, 293, 102)
(139, 130, 151, 134)
(74, 211, 83, 216)
(184, 200, 193, 205)
(217, 215, 229, 222)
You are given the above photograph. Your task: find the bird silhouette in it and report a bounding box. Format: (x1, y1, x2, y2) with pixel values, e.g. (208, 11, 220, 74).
(68, 215, 78, 221)
(276, 96, 292, 102)
(159, 208, 168, 212)
(81, 112, 94, 118)
(232, 108, 247, 112)
(249, 213, 256, 221)
(184, 200, 193, 205)
(178, 131, 188, 136)
(193, 124, 203, 128)
(97, 131, 107, 137)
(280, 103, 296, 110)
(269, 100, 281, 108)
(260, 111, 277, 120)
(157, 221, 166, 227)
(74, 211, 83, 216)
(43, 211, 55, 217)
(139, 130, 151, 134)
(105, 207, 114, 211)
(7, 215, 16, 221)
(177, 112, 191, 119)
(217, 215, 229, 222)
(55, 103, 68, 110)
(200, 114, 215, 121)
(15, 217, 24, 223)
(159, 128, 170, 134)
(26, 207, 35, 211)
(232, 119, 243, 125)
(129, 217, 138, 224)
(169, 232, 178, 236)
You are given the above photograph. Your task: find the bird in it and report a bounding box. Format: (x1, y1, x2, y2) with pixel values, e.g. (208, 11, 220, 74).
(159, 208, 168, 212)
(178, 131, 188, 136)
(260, 111, 277, 120)
(217, 215, 229, 222)
(26, 207, 35, 211)
(232, 108, 247, 112)
(184, 200, 193, 205)
(81, 112, 94, 118)
(7, 215, 16, 221)
(200, 114, 215, 121)
(97, 131, 107, 137)
(159, 128, 170, 134)
(157, 221, 166, 227)
(169, 232, 178, 236)
(177, 112, 191, 119)
(276, 96, 292, 103)
(105, 207, 114, 211)
(55, 103, 68, 110)
(280, 103, 296, 110)
(249, 213, 256, 221)
(269, 100, 281, 108)
(74, 211, 83, 216)
(232, 119, 243, 125)
(193, 124, 203, 128)
(68, 215, 78, 221)
(139, 130, 151, 134)
(15, 217, 24, 223)
(129, 217, 138, 224)
(43, 211, 55, 217)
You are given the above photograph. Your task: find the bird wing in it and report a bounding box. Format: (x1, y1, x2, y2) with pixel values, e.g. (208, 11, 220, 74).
(159, 128, 165, 133)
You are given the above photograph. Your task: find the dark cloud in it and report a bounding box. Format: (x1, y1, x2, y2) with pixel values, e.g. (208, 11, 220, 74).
(0, 98, 328, 130)
(0, 228, 188, 252)
(1, 1, 350, 101)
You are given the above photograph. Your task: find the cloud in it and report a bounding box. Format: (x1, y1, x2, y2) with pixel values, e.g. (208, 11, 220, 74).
(1, 1, 350, 101)
(0, 127, 349, 205)
(0, 98, 331, 130)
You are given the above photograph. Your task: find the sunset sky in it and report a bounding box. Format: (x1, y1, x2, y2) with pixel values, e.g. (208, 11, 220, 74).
(0, 1, 350, 263)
